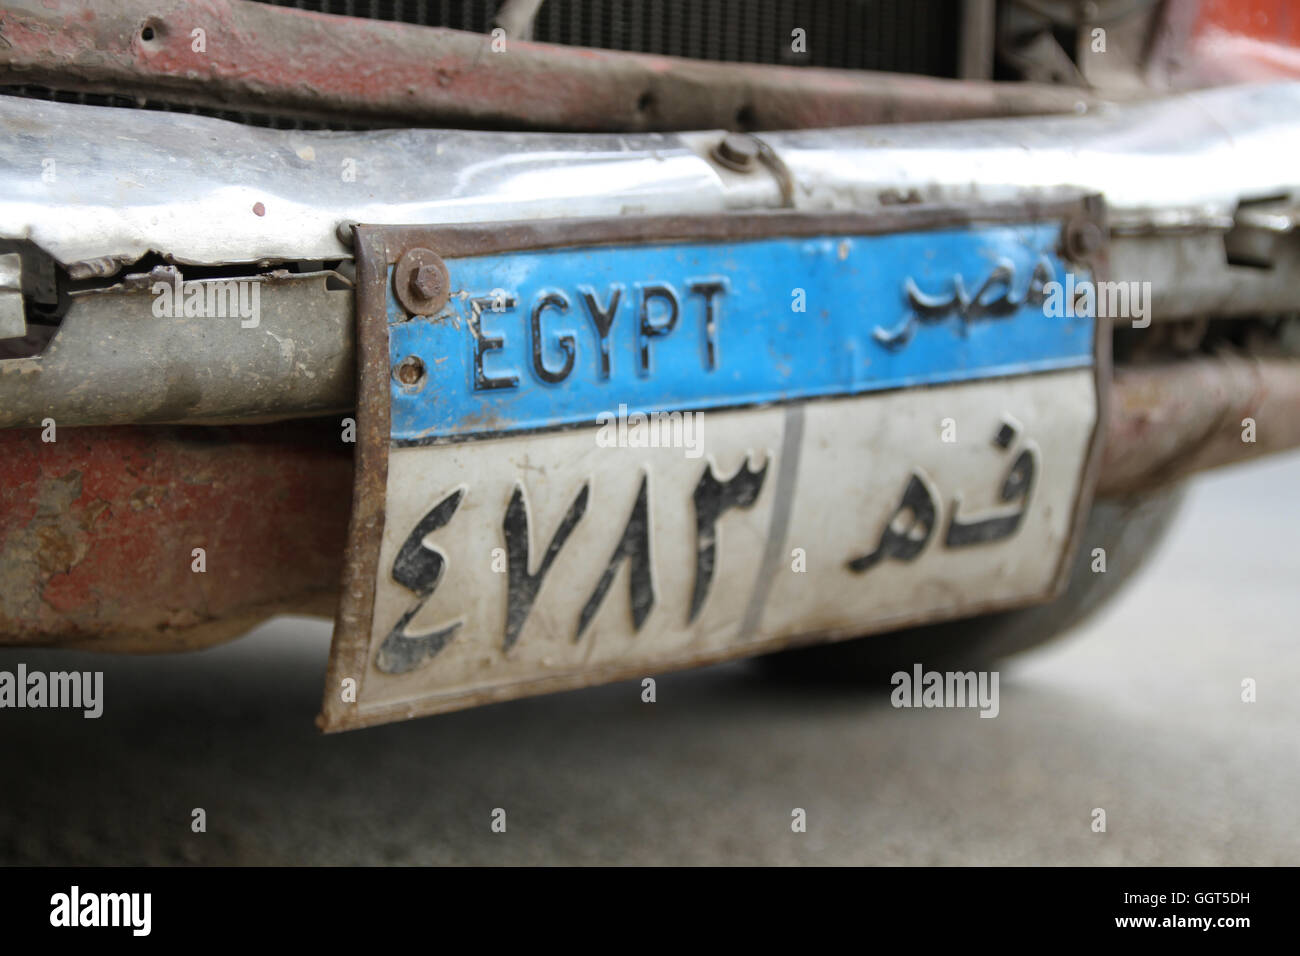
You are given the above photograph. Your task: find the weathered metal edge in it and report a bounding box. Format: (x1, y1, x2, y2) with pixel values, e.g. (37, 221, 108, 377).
(0, 0, 1106, 133)
(1045, 195, 1107, 606)
(1049, 194, 1112, 603)
(321, 198, 1109, 732)
(378, 200, 1103, 267)
(326, 582, 1092, 729)
(317, 227, 393, 732)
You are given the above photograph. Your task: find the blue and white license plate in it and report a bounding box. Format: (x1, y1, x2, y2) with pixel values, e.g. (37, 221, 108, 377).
(322, 205, 1104, 730)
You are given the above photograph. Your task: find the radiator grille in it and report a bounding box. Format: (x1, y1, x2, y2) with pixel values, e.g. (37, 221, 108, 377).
(267, 0, 960, 76)
(0, 1, 960, 129)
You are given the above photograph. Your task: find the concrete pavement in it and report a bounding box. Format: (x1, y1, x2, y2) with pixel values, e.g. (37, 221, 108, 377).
(1, 452, 1297, 865)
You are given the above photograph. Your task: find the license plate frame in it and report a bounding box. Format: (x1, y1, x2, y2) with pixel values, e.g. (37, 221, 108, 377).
(321, 198, 1109, 731)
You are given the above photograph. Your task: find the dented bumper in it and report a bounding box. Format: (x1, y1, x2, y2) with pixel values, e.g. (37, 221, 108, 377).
(1, 83, 1299, 655)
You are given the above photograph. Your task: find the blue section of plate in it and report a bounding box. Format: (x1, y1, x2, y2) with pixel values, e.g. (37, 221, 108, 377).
(388, 223, 1093, 444)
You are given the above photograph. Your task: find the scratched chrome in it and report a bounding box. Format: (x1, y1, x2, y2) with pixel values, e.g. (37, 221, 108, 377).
(0, 84, 1297, 273)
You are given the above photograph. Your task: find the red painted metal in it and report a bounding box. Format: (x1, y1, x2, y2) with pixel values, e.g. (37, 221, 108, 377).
(0, 421, 350, 651)
(1196, 0, 1300, 46)
(1183, 0, 1300, 83)
(0, 0, 1097, 131)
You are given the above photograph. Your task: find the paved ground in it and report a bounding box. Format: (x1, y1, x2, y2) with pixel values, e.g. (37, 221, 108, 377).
(1, 452, 1297, 865)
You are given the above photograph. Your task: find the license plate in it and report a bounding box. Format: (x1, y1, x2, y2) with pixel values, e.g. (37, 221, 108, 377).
(321, 203, 1105, 731)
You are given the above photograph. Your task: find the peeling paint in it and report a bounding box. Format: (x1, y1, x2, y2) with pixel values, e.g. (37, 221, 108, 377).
(0, 422, 352, 651)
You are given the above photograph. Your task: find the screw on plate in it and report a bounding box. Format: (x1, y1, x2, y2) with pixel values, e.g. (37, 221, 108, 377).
(1065, 219, 1104, 261)
(394, 247, 450, 316)
(711, 132, 760, 172)
(393, 355, 427, 388)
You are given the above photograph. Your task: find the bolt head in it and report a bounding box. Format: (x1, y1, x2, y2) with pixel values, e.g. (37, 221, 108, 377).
(712, 133, 760, 172)
(410, 264, 444, 299)
(394, 248, 450, 316)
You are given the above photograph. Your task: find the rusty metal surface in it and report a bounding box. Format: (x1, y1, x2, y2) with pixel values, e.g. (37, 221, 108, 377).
(0, 420, 351, 651)
(318, 226, 390, 732)
(0, 0, 1100, 132)
(2, 354, 1299, 653)
(1099, 355, 1300, 497)
(374, 200, 1105, 264)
